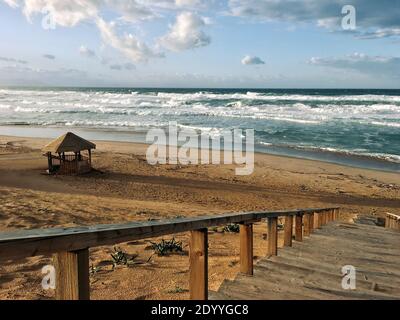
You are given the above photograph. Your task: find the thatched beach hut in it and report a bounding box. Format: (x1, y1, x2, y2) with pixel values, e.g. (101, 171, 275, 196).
(42, 132, 96, 175)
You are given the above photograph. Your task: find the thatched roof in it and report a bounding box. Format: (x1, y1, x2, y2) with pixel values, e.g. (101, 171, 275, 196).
(42, 132, 96, 153)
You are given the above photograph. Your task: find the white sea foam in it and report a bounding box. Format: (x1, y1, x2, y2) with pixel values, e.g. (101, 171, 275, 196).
(370, 121, 400, 128)
(0, 88, 399, 164)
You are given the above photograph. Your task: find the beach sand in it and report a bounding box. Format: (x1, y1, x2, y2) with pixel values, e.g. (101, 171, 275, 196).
(0, 135, 399, 300)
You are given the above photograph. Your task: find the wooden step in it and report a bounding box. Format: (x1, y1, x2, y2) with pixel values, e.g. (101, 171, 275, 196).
(212, 221, 400, 300)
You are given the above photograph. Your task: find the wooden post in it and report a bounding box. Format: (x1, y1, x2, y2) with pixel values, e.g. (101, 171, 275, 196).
(309, 212, 314, 232)
(283, 215, 293, 247)
(295, 214, 303, 241)
(53, 248, 90, 300)
(239, 223, 253, 275)
(321, 211, 326, 226)
(47, 152, 53, 173)
(303, 214, 310, 237)
(314, 212, 320, 229)
(189, 229, 208, 300)
(267, 217, 278, 256)
(88, 149, 92, 168)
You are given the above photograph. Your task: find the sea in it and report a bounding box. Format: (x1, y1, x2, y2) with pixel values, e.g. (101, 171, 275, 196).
(0, 87, 399, 172)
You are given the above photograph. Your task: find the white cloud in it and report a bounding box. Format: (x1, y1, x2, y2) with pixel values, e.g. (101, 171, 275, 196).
(3, 0, 19, 8)
(228, 0, 400, 39)
(0, 56, 28, 64)
(159, 12, 211, 52)
(309, 53, 400, 77)
(241, 55, 265, 65)
(110, 62, 135, 71)
(43, 54, 55, 59)
(96, 18, 163, 62)
(3, 0, 167, 62)
(79, 45, 96, 58)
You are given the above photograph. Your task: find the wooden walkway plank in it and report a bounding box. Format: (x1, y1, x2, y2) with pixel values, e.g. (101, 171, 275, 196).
(213, 220, 400, 300)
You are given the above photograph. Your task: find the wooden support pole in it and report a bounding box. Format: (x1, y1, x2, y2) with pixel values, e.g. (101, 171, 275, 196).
(189, 229, 208, 300)
(314, 212, 320, 229)
(239, 223, 253, 275)
(309, 212, 314, 232)
(47, 152, 53, 173)
(88, 149, 92, 168)
(303, 214, 310, 237)
(267, 217, 278, 256)
(322, 211, 327, 226)
(283, 215, 293, 247)
(53, 248, 90, 300)
(295, 214, 303, 242)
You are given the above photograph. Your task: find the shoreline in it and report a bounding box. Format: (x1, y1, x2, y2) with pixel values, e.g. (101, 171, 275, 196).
(0, 125, 399, 174)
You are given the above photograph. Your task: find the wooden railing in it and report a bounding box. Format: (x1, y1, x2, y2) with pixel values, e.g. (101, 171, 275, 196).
(386, 213, 400, 231)
(0, 207, 340, 300)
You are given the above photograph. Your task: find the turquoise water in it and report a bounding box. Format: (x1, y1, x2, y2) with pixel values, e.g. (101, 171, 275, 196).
(0, 87, 399, 171)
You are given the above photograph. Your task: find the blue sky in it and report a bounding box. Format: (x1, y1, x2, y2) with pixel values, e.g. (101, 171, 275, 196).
(1, 0, 400, 88)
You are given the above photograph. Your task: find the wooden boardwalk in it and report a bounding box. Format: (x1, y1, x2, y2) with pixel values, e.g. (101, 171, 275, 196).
(211, 221, 400, 300)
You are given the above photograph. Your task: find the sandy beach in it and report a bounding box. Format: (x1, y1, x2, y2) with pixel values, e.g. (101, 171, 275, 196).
(0, 134, 399, 300)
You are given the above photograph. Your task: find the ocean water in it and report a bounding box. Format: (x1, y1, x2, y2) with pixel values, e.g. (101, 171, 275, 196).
(0, 87, 399, 171)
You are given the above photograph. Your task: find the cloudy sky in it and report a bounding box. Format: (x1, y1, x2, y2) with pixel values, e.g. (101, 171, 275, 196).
(0, 0, 399, 88)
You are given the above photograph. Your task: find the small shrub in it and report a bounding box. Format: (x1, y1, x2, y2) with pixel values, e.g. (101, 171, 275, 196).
(223, 223, 240, 233)
(167, 286, 189, 294)
(150, 238, 183, 256)
(110, 247, 138, 268)
(89, 264, 100, 276)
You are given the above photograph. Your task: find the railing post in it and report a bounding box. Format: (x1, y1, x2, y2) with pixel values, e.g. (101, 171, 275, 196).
(53, 248, 90, 300)
(322, 211, 327, 226)
(190, 229, 208, 300)
(240, 223, 253, 275)
(303, 213, 310, 237)
(267, 217, 278, 256)
(295, 213, 303, 241)
(283, 215, 293, 247)
(309, 212, 314, 232)
(314, 212, 320, 229)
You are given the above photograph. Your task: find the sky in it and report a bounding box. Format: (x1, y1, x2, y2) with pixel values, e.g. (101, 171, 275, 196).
(0, 0, 399, 88)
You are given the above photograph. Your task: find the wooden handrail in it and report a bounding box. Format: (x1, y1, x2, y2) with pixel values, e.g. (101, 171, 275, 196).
(0, 206, 340, 300)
